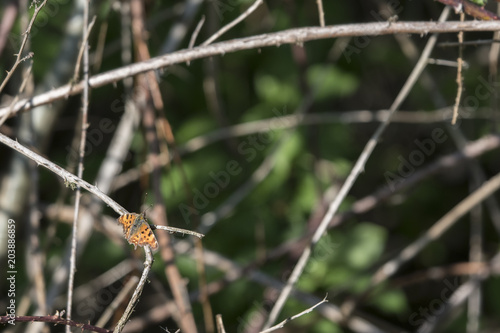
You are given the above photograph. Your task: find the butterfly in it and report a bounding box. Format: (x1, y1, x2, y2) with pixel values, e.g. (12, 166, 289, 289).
(117, 212, 159, 251)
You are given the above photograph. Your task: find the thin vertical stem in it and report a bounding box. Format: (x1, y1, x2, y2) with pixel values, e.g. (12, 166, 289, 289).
(66, 0, 91, 331)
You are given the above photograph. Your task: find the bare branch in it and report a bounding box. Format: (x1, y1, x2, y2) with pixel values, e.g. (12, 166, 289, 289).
(96, 276, 139, 328)
(0, 314, 111, 333)
(4, 20, 500, 117)
(0, 132, 127, 215)
(0, 61, 33, 126)
(259, 295, 328, 333)
(152, 224, 205, 239)
(0, 0, 47, 94)
(70, 15, 96, 87)
(215, 314, 227, 333)
(114, 248, 154, 333)
(66, 3, 92, 331)
(452, 12, 465, 125)
(201, 0, 263, 46)
(189, 15, 205, 50)
(316, 0, 325, 27)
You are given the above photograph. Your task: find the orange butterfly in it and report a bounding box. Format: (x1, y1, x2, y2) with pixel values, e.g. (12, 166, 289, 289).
(117, 212, 159, 251)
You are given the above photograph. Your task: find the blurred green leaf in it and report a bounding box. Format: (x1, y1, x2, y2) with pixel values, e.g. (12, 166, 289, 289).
(255, 75, 300, 106)
(372, 288, 408, 314)
(345, 222, 386, 269)
(307, 64, 359, 100)
(311, 320, 343, 333)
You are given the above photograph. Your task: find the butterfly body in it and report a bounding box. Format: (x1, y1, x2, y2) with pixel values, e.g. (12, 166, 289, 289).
(117, 212, 159, 251)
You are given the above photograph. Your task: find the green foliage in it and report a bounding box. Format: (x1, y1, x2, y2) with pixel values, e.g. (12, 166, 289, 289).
(371, 287, 408, 314)
(310, 320, 343, 333)
(176, 116, 218, 144)
(345, 223, 386, 269)
(306, 64, 359, 100)
(255, 74, 301, 106)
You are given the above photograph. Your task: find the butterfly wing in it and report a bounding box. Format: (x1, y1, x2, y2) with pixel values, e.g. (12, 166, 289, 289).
(118, 212, 159, 251)
(127, 221, 159, 250)
(126, 213, 159, 251)
(136, 222, 159, 250)
(118, 213, 135, 239)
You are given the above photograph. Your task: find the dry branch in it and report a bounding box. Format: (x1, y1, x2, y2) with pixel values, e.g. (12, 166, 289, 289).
(3, 21, 500, 117)
(0, 0, 47, 94)
(200, 0, 263, 46)
(260, 296, 328, 333)
(0, 132, 127, 215)
(114, 248, 154, 333)
(0, 314, 111, 333)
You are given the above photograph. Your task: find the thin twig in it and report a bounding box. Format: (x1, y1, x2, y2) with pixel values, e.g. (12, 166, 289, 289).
(114, 247, 154, 333)
(158, 0, 204, 54)
(69, 15, 96, 91)
(467, 179, 483, 333)
(439, 38, 500, 47)
(427, 58, 468, 68)
(92, 21, 108, 73)
(5, 20, 500, 117)
(0, 132, 127, 215)
(0, 0, 47, 94)
(316, 0, 325, 27)
(201, 0, 263, 46)
(262, 7, 452, 329)
(0, 314, 111, 333)
(489, 6, 500, 76)
(390, 262, 491, 288)
(187, 15, 205, 66)
(95, 275, 139, 328)
(195, 238, 214, 333)
(152, 224, 205, 239)
(215, 314, 226, 333)
(0, 60, 33, 127)
(189, 15, 205, 49)
(260, 295, 328, 333)
(452, 12, 465, 125)
(66, 3, 92, 331)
